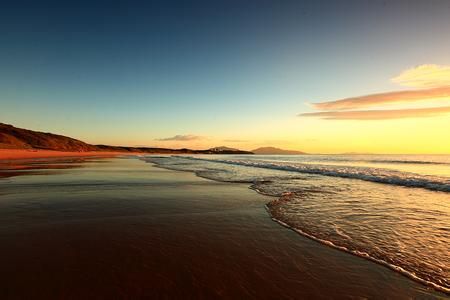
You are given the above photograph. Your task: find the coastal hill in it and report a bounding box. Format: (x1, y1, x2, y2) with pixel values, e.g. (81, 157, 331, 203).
(0, 123, 253, 155)
(252, 147, 306, 155)
(0, 123, 97, 151)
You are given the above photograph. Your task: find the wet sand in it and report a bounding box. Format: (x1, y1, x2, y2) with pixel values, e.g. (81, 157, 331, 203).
(0, 158, 446, 299)
(0, 149, 134, 160)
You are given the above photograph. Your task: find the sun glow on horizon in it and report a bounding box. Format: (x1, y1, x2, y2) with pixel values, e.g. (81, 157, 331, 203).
(290, 64, 450, 154)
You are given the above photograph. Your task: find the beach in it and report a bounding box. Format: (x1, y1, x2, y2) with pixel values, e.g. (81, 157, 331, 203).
(0, 149, 136, 160)
(0, 157, 445, 299)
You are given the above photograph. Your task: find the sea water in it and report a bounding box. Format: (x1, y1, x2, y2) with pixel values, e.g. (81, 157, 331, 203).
(146, 154, 450, 293)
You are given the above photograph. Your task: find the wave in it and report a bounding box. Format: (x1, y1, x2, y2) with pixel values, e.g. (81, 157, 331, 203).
(146, 156, 450, 294)
(364, 159, 448, 165)
(265, 205, 450, 294)
(263, 192, 450, 294)
(179, 157, 450, 193)
(246, 155, 450, 166)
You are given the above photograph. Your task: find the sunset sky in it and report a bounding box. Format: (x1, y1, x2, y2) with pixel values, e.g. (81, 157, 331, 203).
(1, 0, 450, 154)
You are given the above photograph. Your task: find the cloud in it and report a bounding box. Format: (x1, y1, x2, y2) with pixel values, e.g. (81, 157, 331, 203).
(298, 106, 450, 120)
(311, 86, 450, 111)
(391, 64, 450, 88)
(155, 134, 204, 141)
(301, 64, 450, 121)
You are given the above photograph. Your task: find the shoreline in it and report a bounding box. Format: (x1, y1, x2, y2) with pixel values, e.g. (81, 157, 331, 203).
(265, 206, 450, 295)
(0, 149, 143, 160)
(147, 156, 450, 295)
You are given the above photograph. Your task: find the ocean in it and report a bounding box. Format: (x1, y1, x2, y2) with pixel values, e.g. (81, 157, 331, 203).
(146, 154, 450, 293)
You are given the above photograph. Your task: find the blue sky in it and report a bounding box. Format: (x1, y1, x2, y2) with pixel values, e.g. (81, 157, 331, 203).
(1, 0, 450, 152)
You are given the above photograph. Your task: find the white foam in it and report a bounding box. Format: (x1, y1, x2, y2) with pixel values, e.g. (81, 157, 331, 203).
(264, 206, 450, 295)
(180, 157, 450, 193)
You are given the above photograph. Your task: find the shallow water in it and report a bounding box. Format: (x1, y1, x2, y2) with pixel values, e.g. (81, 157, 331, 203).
(146, 154, 450, 293)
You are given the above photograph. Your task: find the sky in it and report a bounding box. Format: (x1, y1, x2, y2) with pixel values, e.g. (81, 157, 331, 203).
(1, 0, 450, 154)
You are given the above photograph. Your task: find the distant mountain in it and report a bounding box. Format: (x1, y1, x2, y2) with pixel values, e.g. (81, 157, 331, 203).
(209, 146, 238, 152)
(208, 146, 253, 154)
(252, 147, 306, 155)
(0, 123, 253, 155)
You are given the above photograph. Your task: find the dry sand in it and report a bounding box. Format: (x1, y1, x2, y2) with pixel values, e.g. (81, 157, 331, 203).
(0, 149, 139, 160)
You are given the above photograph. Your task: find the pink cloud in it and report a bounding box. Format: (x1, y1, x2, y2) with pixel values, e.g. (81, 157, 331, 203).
(312, 86, 450, 111)
(155, 135, 204, 141)
(299, 106, 450, 120)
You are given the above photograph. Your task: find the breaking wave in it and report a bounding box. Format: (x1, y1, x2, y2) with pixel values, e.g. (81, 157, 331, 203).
(180, 156, 450, 192)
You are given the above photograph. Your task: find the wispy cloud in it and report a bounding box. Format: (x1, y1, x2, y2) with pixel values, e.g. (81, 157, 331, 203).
(307, 64, 450, 114)
(311, 86, 450, 111)
(155, 134, 204, 141)
(391, 64, 450, 88)
(299, 106, 450, 120)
